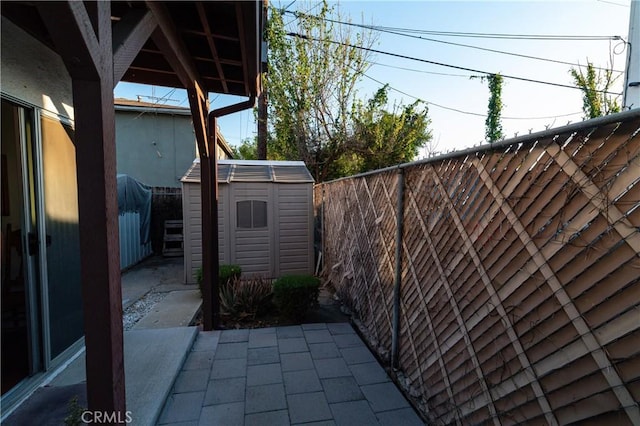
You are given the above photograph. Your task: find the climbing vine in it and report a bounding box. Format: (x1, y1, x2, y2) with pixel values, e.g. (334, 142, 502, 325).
(485, 73, 504, 143)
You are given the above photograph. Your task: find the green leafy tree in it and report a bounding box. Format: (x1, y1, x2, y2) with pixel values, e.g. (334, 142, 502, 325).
(351, 85, 432, 172)
(570, 61, 621, 119)
(265, 1, 374, 181)
(231, 138, 259, 160)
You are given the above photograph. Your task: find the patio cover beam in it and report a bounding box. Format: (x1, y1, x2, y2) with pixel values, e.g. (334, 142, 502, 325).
(145, 0, 221, 330)
(146, 1, 205, 92)
(36, 0, 126, 417)
(112, 9, 158, 84)
(196, 2, 228, 93)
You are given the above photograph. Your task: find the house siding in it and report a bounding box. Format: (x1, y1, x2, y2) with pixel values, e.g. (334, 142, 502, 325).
(1, 17, 73, 120)
(115, 110, 195, 188)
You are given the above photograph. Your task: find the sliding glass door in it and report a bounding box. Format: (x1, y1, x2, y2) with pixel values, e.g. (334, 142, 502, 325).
(1, 98, 83, 399)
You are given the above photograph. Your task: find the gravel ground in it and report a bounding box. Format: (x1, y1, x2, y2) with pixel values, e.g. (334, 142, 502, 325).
(122, 291, 168, 330)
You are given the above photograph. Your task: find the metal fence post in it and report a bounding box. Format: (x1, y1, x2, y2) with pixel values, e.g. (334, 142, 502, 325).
(391, 167, 405, 370)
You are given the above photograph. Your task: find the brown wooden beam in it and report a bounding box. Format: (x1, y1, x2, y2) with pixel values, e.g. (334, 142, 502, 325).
(72, 77, 126, 422)
(146, 1, 204, 90)
(112, 9, 158, 84)
(182, 28, 240, 42)
(37, 0, 126, 418)
(191, 56, 243, 67)
(36, 2, 101, 79)
(187, 87, 216, 330)
(196, 2, 228, 93)
(127, 66, 177, 76)
(199, 153, 218, 330)
(202, 76, 247, 85)
(188, 88, 210, 160)
(235, 2, 250, 96)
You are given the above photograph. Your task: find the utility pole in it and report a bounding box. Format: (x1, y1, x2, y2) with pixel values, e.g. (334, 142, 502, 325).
(257, 76, 268, 159)
(257, 0, 269, 160)
(623, 0, 640, 109)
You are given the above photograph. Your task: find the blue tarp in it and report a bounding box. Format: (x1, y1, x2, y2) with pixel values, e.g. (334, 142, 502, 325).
(117, 174, 151, 244)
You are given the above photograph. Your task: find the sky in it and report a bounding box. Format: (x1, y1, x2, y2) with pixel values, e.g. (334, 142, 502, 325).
(113, 0, 633, 158)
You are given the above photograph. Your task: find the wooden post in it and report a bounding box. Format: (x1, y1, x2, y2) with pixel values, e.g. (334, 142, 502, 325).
(37, 1, 126, 417)
(209, 120, 221, 329)
(199, 155, 216, 330)
(197, 138, 221, 331)
(73, 77, 126, 418)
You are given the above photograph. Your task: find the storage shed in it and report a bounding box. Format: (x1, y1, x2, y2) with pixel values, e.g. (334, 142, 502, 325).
(181, 159, 315, 283)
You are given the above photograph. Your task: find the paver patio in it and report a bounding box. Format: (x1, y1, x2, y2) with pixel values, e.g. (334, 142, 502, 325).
(157, 323, 424, 425)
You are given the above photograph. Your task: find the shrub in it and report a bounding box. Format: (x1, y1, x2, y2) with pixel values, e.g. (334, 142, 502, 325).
(64, 397, 85, 426)
(273, 275, 320, 321)
(220, 275, 273, 318)
(195, 264, 242, 294)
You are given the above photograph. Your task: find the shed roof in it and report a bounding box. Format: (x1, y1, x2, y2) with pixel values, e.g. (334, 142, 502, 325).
(182, 159, 315, 184)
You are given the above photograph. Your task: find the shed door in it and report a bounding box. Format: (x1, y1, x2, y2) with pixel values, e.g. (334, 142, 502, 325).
(230, 183, 272, 276)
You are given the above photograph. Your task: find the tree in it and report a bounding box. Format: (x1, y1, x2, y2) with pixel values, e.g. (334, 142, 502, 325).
(351, 85, 432, 172)
(265, 1, 375, 182)
(231, 138, 258, 160)
(484, 73, 504, 143)
(570, 61, 621, 119)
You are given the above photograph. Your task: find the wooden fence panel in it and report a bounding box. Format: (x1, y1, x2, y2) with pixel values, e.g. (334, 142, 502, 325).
(316, 111, 640, 424)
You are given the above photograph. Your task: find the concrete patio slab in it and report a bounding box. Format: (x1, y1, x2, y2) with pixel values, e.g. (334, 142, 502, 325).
(133, 290, 201, 329)
(10, 327, 198, 426)
(158, 323, 425, 425)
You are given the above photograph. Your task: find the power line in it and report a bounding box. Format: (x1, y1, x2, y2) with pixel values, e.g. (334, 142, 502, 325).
(360, 71, 583, 120)
(283, 10, 626, 73)
(596, 0, 630, 7)
(371, 61, 481, 78)
(283, 10, 623, 41)
(287, 32, 622, 96)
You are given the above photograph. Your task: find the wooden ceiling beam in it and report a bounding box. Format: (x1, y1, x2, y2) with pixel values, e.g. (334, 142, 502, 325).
(138, 49, 243, 67)
(127, 66, 176, 75)
(235, 2, 250, 96)
(202, 76, 246, 85)
(36, 1, 102, 79)
(193, 56, 243, 67)
(145, 1, 205, 94)
(182, 28, 240, 42)
(196, 2, 228, 92)
(112, 9, 158, 84)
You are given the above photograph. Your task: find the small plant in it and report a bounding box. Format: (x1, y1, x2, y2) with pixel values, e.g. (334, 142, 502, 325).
(235, 276, 273, 316)
(219, 281, 238, 316)
(195, 264, 242, 294)
(220, 275, 273, 318)
(64, 396, 85, 426)
(219, 264, 242, 287)
(273, 275, 320, 322)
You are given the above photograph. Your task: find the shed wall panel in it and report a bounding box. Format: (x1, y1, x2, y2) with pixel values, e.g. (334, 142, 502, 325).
(276, 184, 313, 276)
(182, 181, 227, 283)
